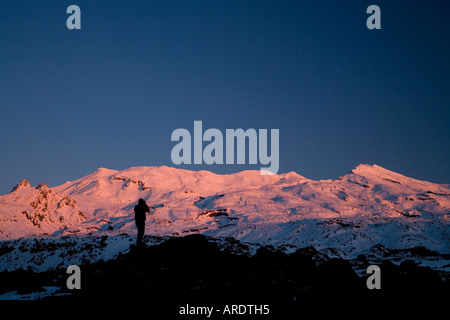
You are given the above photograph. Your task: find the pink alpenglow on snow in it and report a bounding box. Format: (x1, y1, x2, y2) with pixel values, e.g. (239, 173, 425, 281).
(0, 164, 448, 259)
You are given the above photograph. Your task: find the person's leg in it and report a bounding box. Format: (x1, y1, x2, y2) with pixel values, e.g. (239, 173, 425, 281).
(137, 222, 144, 245)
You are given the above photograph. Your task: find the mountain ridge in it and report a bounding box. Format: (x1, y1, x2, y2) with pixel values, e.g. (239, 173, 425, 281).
(0, 164, 448, 267)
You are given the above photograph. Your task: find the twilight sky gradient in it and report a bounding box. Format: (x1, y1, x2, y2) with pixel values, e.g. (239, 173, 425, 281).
(0, 0, 449, 195)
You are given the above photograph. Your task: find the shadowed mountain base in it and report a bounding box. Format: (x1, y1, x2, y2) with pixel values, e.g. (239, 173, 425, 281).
(0, 235, 448, 316)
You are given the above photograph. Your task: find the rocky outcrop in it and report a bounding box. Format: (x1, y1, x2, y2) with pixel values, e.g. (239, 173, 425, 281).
(10, 179, 30, 193)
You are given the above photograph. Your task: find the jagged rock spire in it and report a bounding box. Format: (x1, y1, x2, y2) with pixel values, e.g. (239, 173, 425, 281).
(10, 179, 30, 193)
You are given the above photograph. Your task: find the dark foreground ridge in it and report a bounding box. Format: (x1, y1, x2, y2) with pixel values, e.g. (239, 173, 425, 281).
(0, 234, 448, 316)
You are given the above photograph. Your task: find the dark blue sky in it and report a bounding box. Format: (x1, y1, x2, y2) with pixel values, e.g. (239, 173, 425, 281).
(1, 0, 449, 194)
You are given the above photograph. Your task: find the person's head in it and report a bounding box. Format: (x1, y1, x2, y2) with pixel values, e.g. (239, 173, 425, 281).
(138, 198, 145, 205)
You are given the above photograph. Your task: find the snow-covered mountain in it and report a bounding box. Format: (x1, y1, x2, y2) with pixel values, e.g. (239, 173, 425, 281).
(0, 164, 449, 272)
(0, 180, 86, 239)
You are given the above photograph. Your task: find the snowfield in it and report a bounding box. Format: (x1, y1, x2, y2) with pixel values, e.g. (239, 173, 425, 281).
(0, 164, 448, 273)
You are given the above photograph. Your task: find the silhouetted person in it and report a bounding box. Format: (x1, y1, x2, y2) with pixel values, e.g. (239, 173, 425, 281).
(134, 198, 150, 246)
